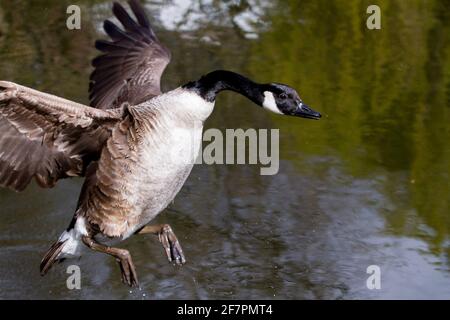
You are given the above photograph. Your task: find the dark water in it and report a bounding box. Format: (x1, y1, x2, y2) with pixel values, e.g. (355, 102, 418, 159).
(0, 0, 449, 299)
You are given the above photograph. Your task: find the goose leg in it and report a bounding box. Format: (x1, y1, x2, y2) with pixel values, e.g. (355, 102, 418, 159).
(81, 236, 139, 287)
(137, 224, 186, 265)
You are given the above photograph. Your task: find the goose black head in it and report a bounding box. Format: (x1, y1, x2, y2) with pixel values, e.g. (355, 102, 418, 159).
(261, 83, 321, 120)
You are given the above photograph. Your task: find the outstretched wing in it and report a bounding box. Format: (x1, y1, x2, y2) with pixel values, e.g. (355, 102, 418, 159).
(0, 81, 123, 191)
(89, 0, 171, 109)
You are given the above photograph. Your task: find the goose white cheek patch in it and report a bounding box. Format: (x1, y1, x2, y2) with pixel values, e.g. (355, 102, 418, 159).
(262, 91, 283, 114)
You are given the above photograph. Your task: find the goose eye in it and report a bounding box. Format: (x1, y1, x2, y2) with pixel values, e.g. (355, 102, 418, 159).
(279, 93, 287, 99)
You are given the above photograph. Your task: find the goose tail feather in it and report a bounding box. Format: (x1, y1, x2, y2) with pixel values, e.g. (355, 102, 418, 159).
(40, 239, 68, 276)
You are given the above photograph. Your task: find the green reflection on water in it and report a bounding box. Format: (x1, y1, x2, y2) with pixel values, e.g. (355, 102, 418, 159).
(248, 0, 449, 251)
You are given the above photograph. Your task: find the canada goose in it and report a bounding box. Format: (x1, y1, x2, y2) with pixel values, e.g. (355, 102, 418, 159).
(0, 0, 321, 287)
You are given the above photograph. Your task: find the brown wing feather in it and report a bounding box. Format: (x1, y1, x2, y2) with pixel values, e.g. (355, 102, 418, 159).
(89, 0, 171, 109)
(0, 81, 123, 191)
(75, 114, 139, 237)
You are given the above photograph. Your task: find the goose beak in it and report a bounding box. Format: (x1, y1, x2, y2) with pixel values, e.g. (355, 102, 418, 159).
(295, 103, 321, 120)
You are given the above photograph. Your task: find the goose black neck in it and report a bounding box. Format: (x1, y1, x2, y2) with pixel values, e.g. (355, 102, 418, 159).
(183, 70, 264, 105)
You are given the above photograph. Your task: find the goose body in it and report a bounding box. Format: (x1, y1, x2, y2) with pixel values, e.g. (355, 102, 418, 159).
(81, 88, 214, 240)
(58, 88, 214, 258)
(0, 1, 320, 287)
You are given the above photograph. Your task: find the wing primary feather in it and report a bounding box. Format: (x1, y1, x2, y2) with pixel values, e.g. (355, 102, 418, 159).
(128, 0, 152, 31)
(95, 40, 130, 52)
(103, 20, 137, 43)
(113, 2, 141, 33)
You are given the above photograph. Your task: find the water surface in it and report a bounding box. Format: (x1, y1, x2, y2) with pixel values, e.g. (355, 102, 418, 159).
(0, 0, 449, 299)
